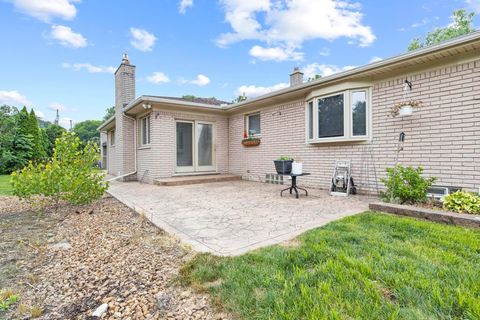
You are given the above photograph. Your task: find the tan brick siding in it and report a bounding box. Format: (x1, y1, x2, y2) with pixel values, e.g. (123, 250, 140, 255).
(228, 59, 480, 193)
(136, 109, 229, 184)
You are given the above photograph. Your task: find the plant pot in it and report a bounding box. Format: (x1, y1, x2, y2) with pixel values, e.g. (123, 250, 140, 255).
(241, 138, 261, 146)
(399, 105, 413, 117)
(291, 162, 303, 175)
(274, 160, 293, 174)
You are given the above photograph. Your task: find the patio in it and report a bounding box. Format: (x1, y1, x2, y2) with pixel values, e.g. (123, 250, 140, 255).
(108, 180, 370, 256)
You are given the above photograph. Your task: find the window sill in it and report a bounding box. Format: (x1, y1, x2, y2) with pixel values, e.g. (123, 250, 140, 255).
(138, 145, 151, 150)
(307, 137, 369, 144)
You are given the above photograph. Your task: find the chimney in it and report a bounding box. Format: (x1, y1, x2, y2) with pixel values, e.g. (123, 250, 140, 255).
(114, 53, 136, 177)
(290, 67, 303, 87)
(115, 53, 135, 108)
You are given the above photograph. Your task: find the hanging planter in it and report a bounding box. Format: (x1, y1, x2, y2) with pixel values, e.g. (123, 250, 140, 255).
(390, 100, 422, 117)
(242, 137, 261, 146)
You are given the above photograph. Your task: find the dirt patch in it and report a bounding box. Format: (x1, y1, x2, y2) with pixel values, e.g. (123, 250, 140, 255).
(0, 195, 229, 319)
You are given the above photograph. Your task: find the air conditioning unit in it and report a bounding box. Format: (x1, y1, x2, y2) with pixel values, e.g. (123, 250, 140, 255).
(427, 185, 462, 200)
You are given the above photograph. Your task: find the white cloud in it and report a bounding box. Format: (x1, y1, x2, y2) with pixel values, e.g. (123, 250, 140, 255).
(189, 74, 211, 86)
(62, 62, 115, 73)
(0, 90, 32, 106)
(11, 0, 79, 22)
(179, 0, 193, 14)
(146, 72, 171, 84)
(235, 82, 289, 99)
(302, 63, 356, 79)
(130, 28, 157, 52)
(398, 16, 439, 32)
(49, 25, 87, 48)
(369, 56, 382, 63)
(33, 109, 45, 119)
(249, 45, 303, 61)
(216, 0, 375, 61)
(319, 47, 330, 56)
(466, 0, 480, 13)
(179, 74, 211, 86)
(48, 102, 68, 112)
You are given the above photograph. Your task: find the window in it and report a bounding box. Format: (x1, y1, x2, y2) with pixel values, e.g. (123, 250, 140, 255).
(318, 93, 344, 138)
(140, 115, 151, 145)
(306, 88, 369, 142)
(110, 130, 115, 146)
(246, 113, 261, 136)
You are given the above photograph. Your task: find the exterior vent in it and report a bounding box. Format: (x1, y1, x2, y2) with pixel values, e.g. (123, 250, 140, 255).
(265, 174, 284, 185)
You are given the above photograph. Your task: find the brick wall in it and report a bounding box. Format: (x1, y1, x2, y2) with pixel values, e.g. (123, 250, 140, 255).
(228, 59, 480, 193)
(136, 109, 229, 183)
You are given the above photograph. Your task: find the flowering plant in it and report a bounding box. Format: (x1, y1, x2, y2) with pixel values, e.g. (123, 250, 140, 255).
(390, 100, 422, 117)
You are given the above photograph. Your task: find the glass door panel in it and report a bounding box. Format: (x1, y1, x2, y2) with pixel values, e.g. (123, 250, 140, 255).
(176, 121, 194, 172)
(196, 122, 215, 171)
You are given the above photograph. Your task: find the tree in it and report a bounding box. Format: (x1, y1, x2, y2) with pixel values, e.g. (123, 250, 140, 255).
(44, 124, 66, 157)
(11, 132, 109, 207)
(73, 120, 103, 145)
(103, 106, 115, 122)
(28, 109, 47, 159)
(408, 9, 476, 51)
(232, 93, 247, 103)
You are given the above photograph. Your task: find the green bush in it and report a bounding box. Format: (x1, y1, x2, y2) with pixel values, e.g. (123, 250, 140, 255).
(443, 191, 480, 214)
(11, 132, 108, 207)
(381, 165, 436, 204)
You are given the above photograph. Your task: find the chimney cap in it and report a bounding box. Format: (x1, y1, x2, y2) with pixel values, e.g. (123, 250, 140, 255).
(291, 66, 302, 74)
(121, 53, 130, 65)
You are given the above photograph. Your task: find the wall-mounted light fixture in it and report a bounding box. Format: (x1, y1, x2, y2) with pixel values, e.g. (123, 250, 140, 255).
(142, 103, 152, 109)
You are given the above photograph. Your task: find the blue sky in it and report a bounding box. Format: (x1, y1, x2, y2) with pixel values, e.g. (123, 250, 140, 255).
(0, 0, 478, 127)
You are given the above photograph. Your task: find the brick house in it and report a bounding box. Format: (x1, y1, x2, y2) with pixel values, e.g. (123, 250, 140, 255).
(99, 32, 480, 193)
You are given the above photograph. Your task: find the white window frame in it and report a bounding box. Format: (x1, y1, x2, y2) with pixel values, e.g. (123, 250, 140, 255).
(305, 87, 371, 143)
(110, 130, 115, 146)
(246, 112, 261, 136)
(140, 114, 151, 146)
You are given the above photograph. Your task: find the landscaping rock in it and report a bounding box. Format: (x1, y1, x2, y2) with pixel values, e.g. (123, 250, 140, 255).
(92, 303, 108, 317)
(49, 239, 72, 250)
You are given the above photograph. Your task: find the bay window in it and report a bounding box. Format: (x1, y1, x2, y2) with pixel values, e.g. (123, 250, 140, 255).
(306, 88, 370, 143)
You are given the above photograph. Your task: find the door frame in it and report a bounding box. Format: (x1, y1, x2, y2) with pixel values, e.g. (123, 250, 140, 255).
(175, 119, 216, 173)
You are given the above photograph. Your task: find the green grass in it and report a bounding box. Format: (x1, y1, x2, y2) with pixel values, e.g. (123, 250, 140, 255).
(181, 212, 480, 319)
(0, 175, 12, 195)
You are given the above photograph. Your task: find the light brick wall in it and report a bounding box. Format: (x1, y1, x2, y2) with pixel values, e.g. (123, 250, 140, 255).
(106, 131, 117, 175)
(228, 59, 480, 193)
(136, 109, 229, 184)
(114, 63, 136, 180)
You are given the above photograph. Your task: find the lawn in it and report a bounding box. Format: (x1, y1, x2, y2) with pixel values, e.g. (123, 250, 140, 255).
(0, 175, 12, 195)
(181, 212, 480, 319)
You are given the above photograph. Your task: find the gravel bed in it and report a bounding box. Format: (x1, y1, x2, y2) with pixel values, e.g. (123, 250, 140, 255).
(1, 195, 229, 319)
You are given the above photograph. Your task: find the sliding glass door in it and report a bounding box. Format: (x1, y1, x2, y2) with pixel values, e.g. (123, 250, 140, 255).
(176, 120, 215, 173)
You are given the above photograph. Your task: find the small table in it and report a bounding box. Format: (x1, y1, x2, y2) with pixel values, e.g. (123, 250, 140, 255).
(279, 173, 310, 199)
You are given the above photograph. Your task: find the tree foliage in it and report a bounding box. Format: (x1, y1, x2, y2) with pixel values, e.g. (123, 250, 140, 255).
(11, 132, 108, 206)
(408, 9, 476, 51)
(73, 120, 102, 145)
(44, 124, 66, 157)
(103, 106, 115, 122)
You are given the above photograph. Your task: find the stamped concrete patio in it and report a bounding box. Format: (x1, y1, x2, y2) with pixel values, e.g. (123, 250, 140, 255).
(108, 180, 370, 256)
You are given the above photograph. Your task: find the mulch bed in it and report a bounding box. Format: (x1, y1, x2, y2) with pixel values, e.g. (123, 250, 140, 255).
(0, 195, 229, 319)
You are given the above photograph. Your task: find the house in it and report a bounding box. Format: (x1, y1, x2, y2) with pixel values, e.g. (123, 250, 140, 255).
(99, 31, 480, 193)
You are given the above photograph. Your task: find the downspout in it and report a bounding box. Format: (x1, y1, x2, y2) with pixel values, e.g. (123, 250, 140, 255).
(107, 113, 137, 181)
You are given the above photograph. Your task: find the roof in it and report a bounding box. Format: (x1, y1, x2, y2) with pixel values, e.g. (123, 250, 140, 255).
(155, 96, 231, 106)
(99, 30, 480, 131)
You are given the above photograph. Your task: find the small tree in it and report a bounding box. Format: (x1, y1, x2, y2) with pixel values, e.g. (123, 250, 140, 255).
(11, 132, 108, 207)
(380, 165, 436, 204)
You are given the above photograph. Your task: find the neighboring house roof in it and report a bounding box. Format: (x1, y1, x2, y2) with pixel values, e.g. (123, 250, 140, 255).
(99, 30, 480, 131)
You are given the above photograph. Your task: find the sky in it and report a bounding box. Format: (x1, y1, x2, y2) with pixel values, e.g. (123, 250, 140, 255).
(0, 0, 479, 128)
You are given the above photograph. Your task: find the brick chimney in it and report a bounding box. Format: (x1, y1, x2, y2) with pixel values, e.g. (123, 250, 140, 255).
(114, 53, 136, 179)
(290, 67, 303, 86)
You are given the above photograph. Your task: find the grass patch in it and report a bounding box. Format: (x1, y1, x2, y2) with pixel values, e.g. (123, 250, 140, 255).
(181, 212, 480, 319)
(0, 175, 12, 195)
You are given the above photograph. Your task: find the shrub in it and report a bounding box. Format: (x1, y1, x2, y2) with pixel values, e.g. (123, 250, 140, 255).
(381, 165, 436, 204)
(443, 191, 480, 214)
(11, 132, 108, 207)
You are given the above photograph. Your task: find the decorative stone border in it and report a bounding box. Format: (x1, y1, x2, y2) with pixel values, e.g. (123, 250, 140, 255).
(369, 202, 480, 228)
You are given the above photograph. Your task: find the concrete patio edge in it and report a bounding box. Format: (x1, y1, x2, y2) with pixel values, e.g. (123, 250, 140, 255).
(369, 202, 480, 228)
